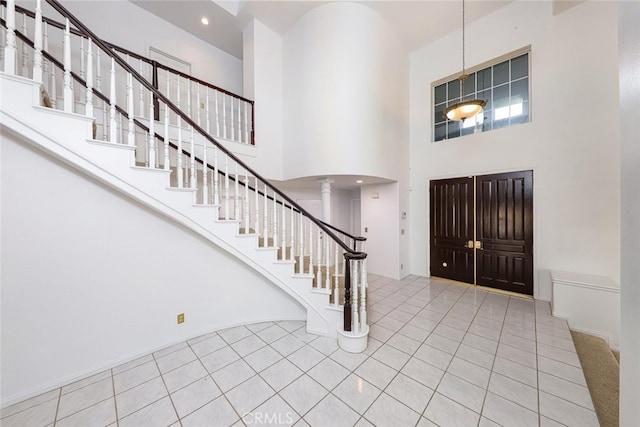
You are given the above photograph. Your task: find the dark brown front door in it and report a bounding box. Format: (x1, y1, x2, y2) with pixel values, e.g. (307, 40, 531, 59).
(429, 171, 534, 296)
(476, 171, 533, 295)
(429, 177, 475, 284)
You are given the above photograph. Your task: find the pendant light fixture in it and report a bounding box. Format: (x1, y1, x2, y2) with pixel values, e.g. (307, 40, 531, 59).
(443, 0, 486, 122)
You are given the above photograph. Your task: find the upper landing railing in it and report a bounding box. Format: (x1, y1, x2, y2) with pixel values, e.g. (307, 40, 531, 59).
(3, 0, 255, 146)
(1, 0, 367, 335)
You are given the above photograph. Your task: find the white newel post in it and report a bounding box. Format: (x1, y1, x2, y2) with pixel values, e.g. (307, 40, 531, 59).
(109, 57, 117, 143)
(63, 19, 73, 113)
(360, 259, 367, 329)
(32, 0, 43, 83)
(4, 0, 16, 75)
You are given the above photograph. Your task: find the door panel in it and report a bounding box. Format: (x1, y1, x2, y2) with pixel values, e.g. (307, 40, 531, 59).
(430, 177, 474, 284)
(476, 171, 533, 295)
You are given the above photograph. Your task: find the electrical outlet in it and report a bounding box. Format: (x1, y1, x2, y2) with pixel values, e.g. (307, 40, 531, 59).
(177, 313, 185, 324)
(200, 102, 205, 109)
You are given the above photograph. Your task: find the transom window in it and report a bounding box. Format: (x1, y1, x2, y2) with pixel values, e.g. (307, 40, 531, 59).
(433, 49, 530, 142)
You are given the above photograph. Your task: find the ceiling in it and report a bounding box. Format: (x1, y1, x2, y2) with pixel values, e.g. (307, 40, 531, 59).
(131, 0, 515, 60)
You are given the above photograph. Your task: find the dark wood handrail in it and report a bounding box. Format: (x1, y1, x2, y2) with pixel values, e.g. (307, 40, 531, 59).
(40, 0, 365, 259)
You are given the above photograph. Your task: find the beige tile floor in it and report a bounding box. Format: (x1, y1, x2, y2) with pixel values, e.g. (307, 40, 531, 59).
(0, 275, 599, 426)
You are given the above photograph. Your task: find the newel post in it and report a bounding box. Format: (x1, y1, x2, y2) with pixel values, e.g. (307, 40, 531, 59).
(343, 257, 352, 332)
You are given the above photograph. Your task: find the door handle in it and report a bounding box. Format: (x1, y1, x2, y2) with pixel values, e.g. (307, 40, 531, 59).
(466, 240, 474, 249)
(475, 240, 482, 250)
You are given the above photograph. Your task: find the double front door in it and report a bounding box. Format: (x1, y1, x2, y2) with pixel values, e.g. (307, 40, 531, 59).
(429, 170, 533, 295)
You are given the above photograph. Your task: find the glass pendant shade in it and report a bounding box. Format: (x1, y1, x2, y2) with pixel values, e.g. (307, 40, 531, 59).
(444, 98, 487, 121)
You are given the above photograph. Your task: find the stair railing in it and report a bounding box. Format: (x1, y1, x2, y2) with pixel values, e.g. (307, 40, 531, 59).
(2, 0, 255, 146)
(1, 0, 368, 336)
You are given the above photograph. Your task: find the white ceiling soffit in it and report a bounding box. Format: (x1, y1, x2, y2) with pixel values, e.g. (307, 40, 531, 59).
(130, 0, 514, 60)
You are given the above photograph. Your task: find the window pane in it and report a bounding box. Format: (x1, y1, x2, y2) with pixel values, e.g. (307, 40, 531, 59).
(511, 54, 528, 80)
(493, 84, 509, 110)
(434, 123, 447, 141)
(447, 120, 461, 139)
(477, 67, 492, 90)
(482, 109, 493, 131)
(511, 77, 529, 103)
(463, 74, 475, 96)
(435, 84, 446, 104)
(447, 80, 461, 101)
(493, 61, 509, 86)
(510, 101, 529, 125)
(434, 103, 446, 124)
(479, 89, 492, 110)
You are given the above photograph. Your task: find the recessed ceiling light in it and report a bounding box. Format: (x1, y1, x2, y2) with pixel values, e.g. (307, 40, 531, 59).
(201, 17, 209, 26)
(356, 180, 363, 184)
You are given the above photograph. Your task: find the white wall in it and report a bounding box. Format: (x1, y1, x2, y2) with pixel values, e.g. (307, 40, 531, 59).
(361, 182, 401, 279)
(0, 134, 305, 405)
(242, 20, 284, 180)
(409, 0, 620, 300)
(282, 2, 409, 182)
(44, 0, 244, 95)
(618, 1, 640, 424)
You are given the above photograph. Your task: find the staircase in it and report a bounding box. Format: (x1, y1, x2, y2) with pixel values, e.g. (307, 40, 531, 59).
(1, 0, 368, 350)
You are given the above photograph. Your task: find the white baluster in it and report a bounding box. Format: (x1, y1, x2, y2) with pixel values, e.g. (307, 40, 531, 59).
(63, 19, 73, 113)
(234, 163, 239, 220)
(138, 60, 144, 116)
(325, 233, 330, 290)
(127, 72, 135, 146)
(32, 0, 43, 83)
(21, 14, 27, 76)
(3, 0, 16, 75)
(202, 139, 208, 204)
(149, 99, 156, 168)
(222, 94, 227, 139)
(254, 177, 260, 236)
(281, 200, 286, 260)
(187, 80, 192, 120)
(214, 90, 220, 137)
(230, 97, 235, 141)
(176, 77, 183, 188)
(224, 154, 230, 220)
(316, 229, 323, 288)
(360, 259, 367, 330)
(79, 37, 85, 80)
(290, 206, 295, 262)
(237, 98, 241, 142)
(298, 213, 304, 273)
(183, 153, 188, 186)
(189, 126, 195, 189)
(244, 169, 249, 232)
(163, 74, 170, 167)
(96, 50, 106, 140)
(244, 102, 249, 144)
(273, 191, 279, 250)
(214, 147, 220, 206)
(308, 218, 314, 276)
(85, 39, 93, 121)
(262, 183, 268, 243)
(109, 57, 117, 143)
(43, 23, 50, 94)
(334, 241, 339, 305)
(202, 88, 209, 204)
